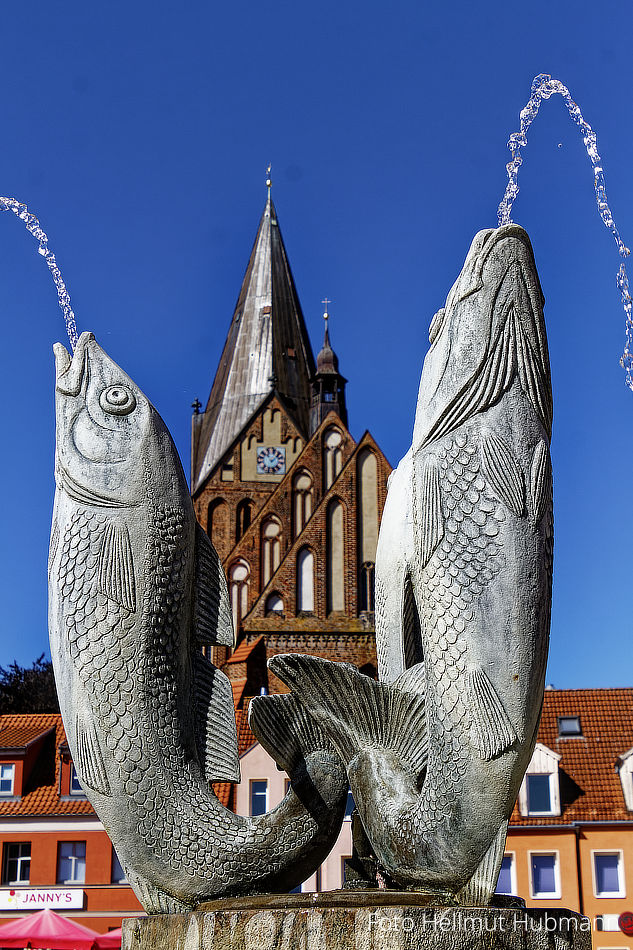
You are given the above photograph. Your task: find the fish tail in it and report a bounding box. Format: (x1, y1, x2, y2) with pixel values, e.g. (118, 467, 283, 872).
(248, 692, 339, 776)
(268, 654, 427, 780)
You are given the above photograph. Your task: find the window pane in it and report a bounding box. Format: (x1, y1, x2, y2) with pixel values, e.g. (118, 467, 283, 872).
(496, 855, 514, 895)
(0, 764, 15, 794)
(532, 854, 557, 895)
(595, 854, 621, 895)
(70, 766, 83, 795)
(111, 848, 127, 884)
(2, 842, 31, 884)
(57, 841, 86, 883)
(250, 781, 267, 817)
(527, 774, 552, 812)
(558, 716, 581, 736)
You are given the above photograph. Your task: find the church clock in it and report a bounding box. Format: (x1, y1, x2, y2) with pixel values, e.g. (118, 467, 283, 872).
(256, 445, 286, 475)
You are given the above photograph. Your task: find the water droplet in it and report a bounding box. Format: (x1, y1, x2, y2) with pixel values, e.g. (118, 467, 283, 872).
(0, 196, 78, 348)
(498, 73, 632, 391)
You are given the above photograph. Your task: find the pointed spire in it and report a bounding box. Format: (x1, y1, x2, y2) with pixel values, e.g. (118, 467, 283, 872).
(310, 302, 348, 433)
(192, 191, 316, 493)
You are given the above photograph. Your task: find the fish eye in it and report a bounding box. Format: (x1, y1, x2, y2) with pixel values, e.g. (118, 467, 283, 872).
(99, 385, 136, 415)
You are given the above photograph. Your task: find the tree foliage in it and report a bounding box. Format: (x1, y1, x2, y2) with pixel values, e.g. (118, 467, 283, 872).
(0, 654, 60, 714)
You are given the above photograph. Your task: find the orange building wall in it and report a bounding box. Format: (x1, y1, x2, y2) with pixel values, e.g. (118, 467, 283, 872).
(0, 828, 142, 931)
(507, 826, 633, 950)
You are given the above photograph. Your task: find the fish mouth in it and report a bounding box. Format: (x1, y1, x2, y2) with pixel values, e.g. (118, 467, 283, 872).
(54, 331, 94, 395)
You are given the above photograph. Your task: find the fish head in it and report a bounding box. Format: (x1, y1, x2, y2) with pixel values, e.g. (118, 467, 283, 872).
(54, 331, 187, 508)
(413, 224, 551, 448)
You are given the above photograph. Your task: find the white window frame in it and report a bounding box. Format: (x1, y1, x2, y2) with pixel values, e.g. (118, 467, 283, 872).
(592, 850, 626, 899)
(496, 852, 517, 896)
(69, 764, 84, 797)
(0, 764, 15, 796)
(249, 779, 268, 817)
(518, 744, 561, 817)
(57, 840, 86, 884)
(2, 841, 31, 885)
(529, 850, 561, 900)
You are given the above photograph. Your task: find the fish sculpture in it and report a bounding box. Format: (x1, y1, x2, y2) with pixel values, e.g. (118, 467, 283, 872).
(48, 331, 347, 914)
(270, 224, 553, 901)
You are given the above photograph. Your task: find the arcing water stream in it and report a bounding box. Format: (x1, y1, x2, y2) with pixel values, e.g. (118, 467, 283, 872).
(0, 197, 78, 349)
(499, 73, 633, 391)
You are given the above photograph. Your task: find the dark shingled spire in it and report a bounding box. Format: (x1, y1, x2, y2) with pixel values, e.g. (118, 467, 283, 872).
(192, 193, 316, 492)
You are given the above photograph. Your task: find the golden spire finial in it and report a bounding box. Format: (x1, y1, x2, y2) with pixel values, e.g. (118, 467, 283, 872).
(266, 163, 272, 192)
(322, 297, 330, 321)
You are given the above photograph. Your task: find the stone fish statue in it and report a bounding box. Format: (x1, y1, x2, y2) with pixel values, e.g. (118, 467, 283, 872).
(48, 332, 347, 913)
(270, 224, 553, 902)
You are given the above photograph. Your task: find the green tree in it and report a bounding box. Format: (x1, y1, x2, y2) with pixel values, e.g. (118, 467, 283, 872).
(0, 654, 59, 714)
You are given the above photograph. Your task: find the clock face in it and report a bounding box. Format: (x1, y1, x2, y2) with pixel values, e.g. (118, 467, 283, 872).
(256, 445, 286, 475)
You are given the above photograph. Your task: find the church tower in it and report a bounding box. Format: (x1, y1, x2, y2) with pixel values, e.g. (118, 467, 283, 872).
(191, 181, 391, 700)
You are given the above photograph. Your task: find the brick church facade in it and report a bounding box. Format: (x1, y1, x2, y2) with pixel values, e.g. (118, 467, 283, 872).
(190, 186, 391, 699)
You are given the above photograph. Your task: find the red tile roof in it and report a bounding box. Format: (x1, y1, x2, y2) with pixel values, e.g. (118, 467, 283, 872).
(511, 688, 633, 826)
(0, 717, 55, 751)
(224, 636, 265, 665)
(0, 715, 95, 818)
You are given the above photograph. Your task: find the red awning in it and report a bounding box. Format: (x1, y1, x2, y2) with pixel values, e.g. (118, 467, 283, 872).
(0, 908, 100, 949)
(94, 929, 121, 950)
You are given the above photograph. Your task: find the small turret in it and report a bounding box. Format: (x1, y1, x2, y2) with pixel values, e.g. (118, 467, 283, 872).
(310, 302, 348, 433)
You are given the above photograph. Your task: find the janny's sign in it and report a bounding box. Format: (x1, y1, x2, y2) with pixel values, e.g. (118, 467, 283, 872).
(0, 888, 85, 910)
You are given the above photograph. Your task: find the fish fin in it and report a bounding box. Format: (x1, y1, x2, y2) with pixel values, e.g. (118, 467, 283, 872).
(75, 717, 110, 795)
(402, 571, 424, 670)
(530, 440, 552, 523)
(124, 868, 194, 914)
(480, 431, 524, 516)
(414, 455, 444, 567)
(193, 651, 240, 783)
(193, 523, 235, 647)
(469, 668, 517, 760)
(249, 693, 337, 775)
(98, 522, 136, 610)
(457, 819, 509, 906)
(269, 654, 427, 780)
(393, 661, 427, 696)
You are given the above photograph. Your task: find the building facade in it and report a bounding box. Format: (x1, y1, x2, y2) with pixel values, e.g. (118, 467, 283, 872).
(191, 186, 391, 694)
(0, 714, 142, 929)
(502, 688, 633, 949)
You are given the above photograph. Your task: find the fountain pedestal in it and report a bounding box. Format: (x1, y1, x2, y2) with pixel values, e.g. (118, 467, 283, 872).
(122, 892, 592, 950)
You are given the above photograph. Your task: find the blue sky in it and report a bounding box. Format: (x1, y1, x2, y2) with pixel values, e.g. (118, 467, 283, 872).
(0, 1, 631, 686)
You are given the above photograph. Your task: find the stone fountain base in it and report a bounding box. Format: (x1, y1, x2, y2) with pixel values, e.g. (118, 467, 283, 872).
(122, 892, 592, 950)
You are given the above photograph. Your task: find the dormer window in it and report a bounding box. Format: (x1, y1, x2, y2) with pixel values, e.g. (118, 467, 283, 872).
(70, 765, 84, 796)
(558, 716, 582, 737)
(0, 764, 15, 796)
(616, 747, 633, 811)
(526, 774, 554, 814)
(518, 743, 561, 817)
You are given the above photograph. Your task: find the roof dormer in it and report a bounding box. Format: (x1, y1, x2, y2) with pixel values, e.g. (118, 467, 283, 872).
(616, 746, 633, 811)
(518, 742, 562, 817)
(0, 719, 55, 799)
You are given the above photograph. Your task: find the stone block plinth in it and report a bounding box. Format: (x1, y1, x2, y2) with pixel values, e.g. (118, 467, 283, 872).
(122, 892, 593, 950)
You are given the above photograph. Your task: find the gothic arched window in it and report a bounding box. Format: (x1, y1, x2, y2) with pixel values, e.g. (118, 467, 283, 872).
(323, 427, 343, 489)
(359, 561, 375, 613)
(236, 499, 254, 542)
(296, 548, 315, 614)
(261, 517, 282, 587)
(206, 499, 228, 552)
(292, 472, 313, 538)
(326, 499, 345, 613)
(229, 559, 250, 632)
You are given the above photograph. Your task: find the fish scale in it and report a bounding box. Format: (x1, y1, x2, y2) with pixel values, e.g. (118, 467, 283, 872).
(407, 429, 504, 832)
